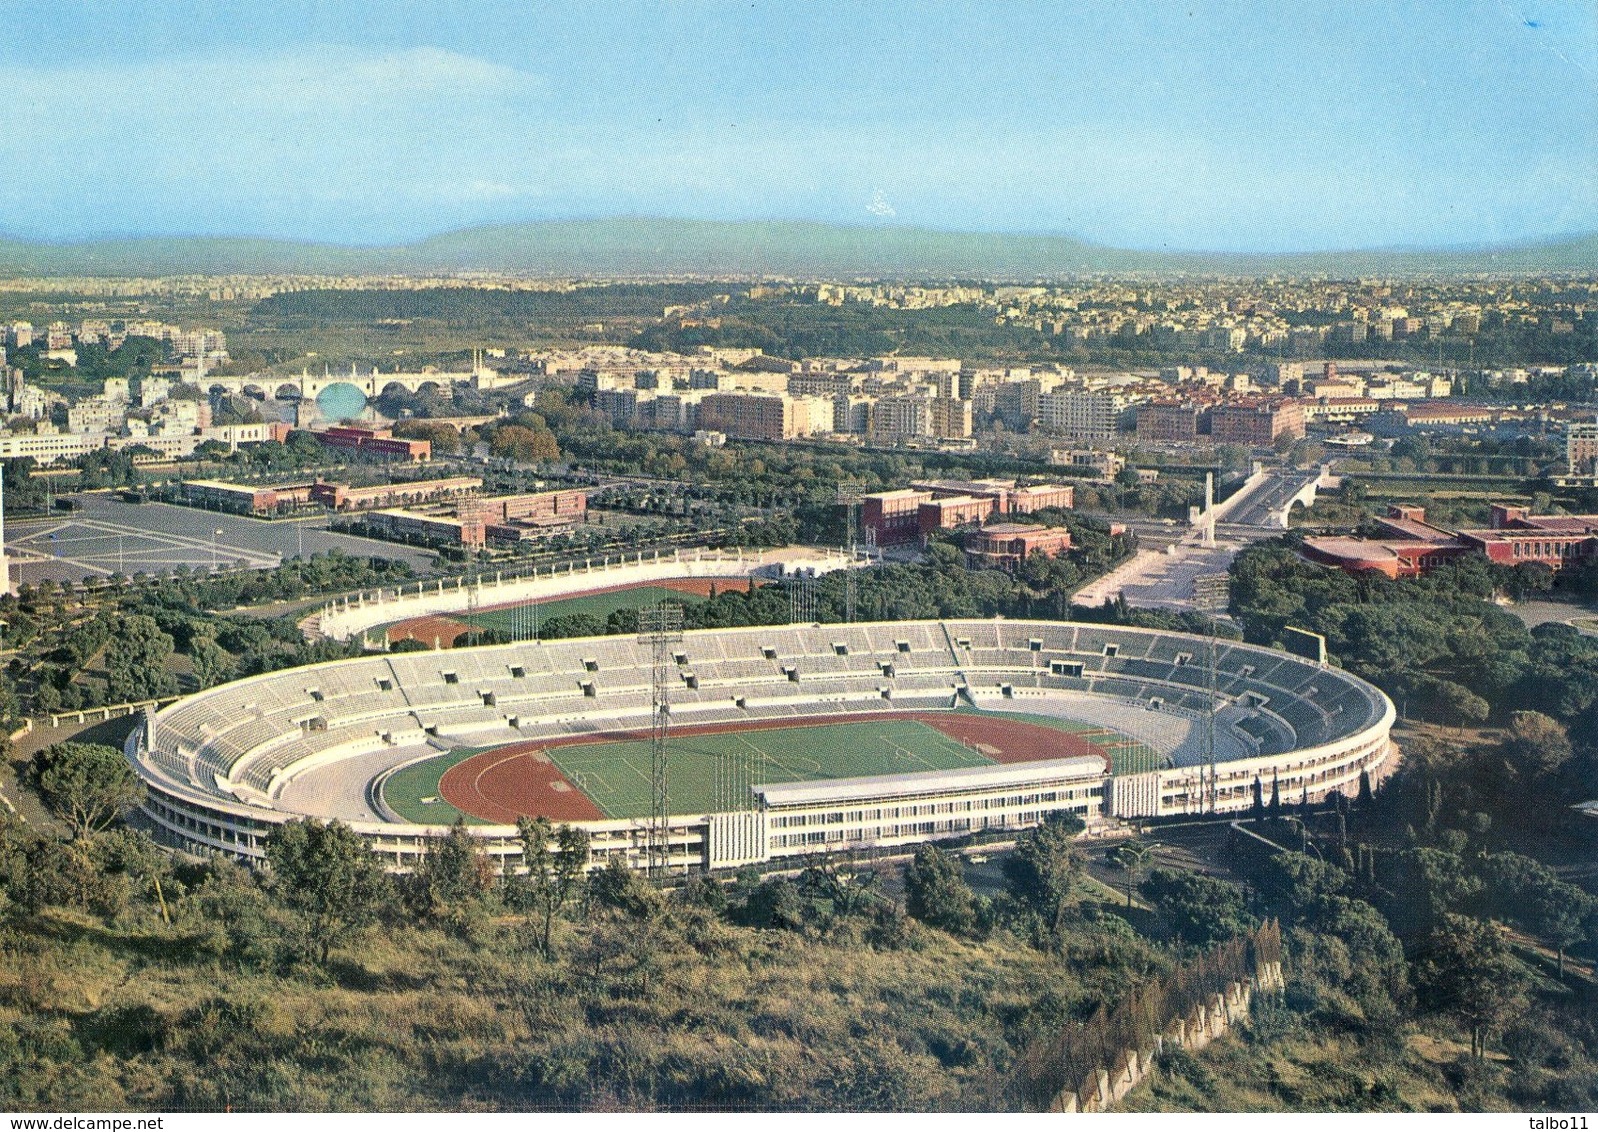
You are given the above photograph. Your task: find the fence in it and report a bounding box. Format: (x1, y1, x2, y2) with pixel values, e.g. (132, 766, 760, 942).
(1009, 918, 1284, 1112)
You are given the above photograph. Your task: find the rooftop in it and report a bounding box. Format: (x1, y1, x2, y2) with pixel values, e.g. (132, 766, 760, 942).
(756, 756, 1106, 808)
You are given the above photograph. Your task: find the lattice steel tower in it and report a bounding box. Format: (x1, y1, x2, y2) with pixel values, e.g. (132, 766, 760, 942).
(638, 602, 684, 875)
(1193, 572, 1229, 813)
(836, 482, 864, 623)
(787, 572, 818, 625)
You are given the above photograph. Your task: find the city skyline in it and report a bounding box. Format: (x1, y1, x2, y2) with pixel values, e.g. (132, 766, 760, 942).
(1, 0, 1594, 254)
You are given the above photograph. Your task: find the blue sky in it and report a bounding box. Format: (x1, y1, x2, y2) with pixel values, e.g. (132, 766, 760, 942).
(0, 0, 1593, 252)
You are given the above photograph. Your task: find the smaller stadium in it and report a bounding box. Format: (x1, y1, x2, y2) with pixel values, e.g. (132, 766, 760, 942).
(381, 576, 762, 649)
(128, 618, 1396, 874)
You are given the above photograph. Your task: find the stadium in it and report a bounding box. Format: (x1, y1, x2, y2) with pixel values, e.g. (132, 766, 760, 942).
(125, 617, 1397, 873)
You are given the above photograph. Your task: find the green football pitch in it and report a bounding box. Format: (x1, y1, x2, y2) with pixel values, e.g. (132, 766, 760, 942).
(384, 719, 993, 823)
(548, 719, 990, 819)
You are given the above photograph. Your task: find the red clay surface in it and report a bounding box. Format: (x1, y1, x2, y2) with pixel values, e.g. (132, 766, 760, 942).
(437, 711, 1111, 823)
(386, 577, 757, 646)
(439, 746, 606, 824)
(389, 613, 473, 647)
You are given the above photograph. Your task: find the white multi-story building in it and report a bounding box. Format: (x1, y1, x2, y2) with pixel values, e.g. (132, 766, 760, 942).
(67, 396, 125, 434)
(1036, 388, 1136, 439)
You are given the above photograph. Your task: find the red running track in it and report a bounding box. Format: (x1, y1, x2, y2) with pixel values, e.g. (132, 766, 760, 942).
(437, 711, 1111, 824)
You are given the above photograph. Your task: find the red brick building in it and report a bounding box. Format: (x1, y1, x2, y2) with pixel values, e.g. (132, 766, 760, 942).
(483, 489, 589, 540)
(1302, 503, 1598, 579)
(1208, 397, 1304, 446)
(965, 523, 1072, 570)
(865, 478, 1076, 545)
(312, 425, 431, 461)
(917, 494, 994, 537)
(861, 488, 933, 545)
(1136, 401, 1204, 443)
(309, 476, 482, 511)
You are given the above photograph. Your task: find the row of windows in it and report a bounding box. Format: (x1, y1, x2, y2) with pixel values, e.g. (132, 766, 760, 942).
(769, 806, 1093, 850)
(768, 788, 1100, 829)
(1511, 540, 1586, 559)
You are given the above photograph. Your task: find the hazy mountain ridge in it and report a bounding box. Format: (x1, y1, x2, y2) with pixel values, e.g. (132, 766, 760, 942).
(0, 218, 1592, 279)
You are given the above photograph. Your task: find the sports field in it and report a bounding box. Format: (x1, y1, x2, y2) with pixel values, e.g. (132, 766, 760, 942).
(460, 584, 707, 634)
(384, 577, 753, 646)
(949, 706, 1165, 775)
(382, 709, 1152, 825)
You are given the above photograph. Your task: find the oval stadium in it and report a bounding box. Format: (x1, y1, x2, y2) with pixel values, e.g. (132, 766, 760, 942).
(126, 619, 1397, 872)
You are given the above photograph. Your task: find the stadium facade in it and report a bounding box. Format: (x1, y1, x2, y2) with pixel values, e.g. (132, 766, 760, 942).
(127, 619, 1396, 873)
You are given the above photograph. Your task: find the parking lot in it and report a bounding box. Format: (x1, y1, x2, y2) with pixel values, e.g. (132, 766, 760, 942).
(7, 494, 439, 588)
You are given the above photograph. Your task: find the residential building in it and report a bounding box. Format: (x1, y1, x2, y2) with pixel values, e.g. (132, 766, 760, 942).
(1136, 401, 1204, 443)
(1567, 419, 1598, 479)
(1036, 388, 1132, 439)
(1051, 448, 1125, 480)
(696, 393, 801, 441)
(1208, 398, 1304, 446)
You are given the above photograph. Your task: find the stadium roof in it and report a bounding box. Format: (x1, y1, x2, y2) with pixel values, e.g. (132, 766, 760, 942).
(755, 756, 1105, 808)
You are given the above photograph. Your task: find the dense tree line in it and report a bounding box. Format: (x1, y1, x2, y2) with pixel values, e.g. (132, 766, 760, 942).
(2, 551, 406, 714)
(1230, 540, 1598, 734)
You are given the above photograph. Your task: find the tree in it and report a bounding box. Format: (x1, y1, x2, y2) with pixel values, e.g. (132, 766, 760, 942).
(588, 856, 661, 919)
(263, 819, 387, 965)
(189, 635, 234, 690)
(1413, 914, 1526, 1060)
(1436, 680, 1490, 733)
(26, 742, 144, 840)
(489, 424, 560, 464)
(408, 818, 494, 925)
(1500, 710, 1573, 780)
(904, 844, 977, 935)
(514, 816, 589, 957)
(104, 614, 177, 703)
(1139, 868, 1253, 946)
(1003, 812, 1084, 933)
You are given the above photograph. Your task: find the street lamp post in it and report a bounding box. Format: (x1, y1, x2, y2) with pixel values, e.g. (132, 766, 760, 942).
(211, 529, 223, 572)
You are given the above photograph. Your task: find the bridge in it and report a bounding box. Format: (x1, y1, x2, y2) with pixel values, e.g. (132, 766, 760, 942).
(203, 359, 522, 404)
(1071, 463, 1339, 614)
(1212, 463, 1336, 530)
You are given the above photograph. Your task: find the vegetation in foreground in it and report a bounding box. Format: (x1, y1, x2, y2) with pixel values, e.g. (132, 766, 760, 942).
(1, 724, 1595, 1112)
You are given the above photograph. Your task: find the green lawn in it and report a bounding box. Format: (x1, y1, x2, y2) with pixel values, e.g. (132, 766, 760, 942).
(384, 710, 1162, 824)
(381, 747, 490, 824)
(385, 584, 707, 641)
(548, 719, 990, 818)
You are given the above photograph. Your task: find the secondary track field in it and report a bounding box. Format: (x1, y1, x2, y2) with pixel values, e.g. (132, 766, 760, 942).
(384, 576, 757, 647)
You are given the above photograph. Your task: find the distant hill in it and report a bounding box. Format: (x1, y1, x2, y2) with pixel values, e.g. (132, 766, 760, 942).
(0, 219, 1592, 279)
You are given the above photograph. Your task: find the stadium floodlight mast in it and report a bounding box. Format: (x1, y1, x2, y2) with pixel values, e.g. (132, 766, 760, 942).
(787, 571, 818, 625)
(836, 482, 865, 624)
(1192, 572, 1230, 814)
(637, 601, 684, 877)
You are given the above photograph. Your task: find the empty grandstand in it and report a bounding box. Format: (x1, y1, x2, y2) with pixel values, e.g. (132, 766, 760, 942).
(128, 619, 1396, 873)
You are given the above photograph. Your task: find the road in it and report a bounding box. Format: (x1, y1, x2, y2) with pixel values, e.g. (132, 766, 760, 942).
(1216, 467, 1324, 528)
(1073, 466, 1328, 613)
